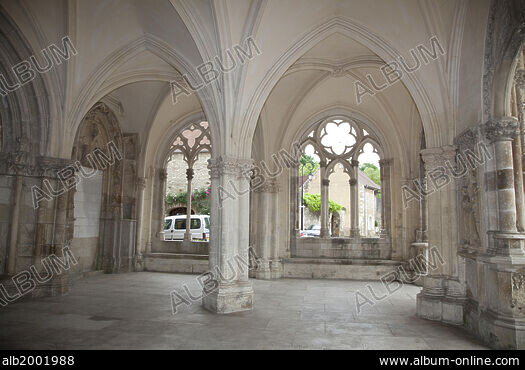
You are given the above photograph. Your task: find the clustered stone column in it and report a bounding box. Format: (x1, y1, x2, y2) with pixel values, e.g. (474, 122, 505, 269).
(134, 176, 146, 269)
(349, 160, 360, 238)
(319, 161, 330, 238)
(417, 146, 465, 325)
(202, 156, 254, 314)
(289, 163, 299, 255)
(184, 168, 194, 241)
(253, 178, 281, 279)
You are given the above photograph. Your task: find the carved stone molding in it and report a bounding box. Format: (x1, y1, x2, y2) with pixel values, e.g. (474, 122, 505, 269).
(454, 127, 479, 150)
(208, 156, 254, 179)
(421, 146, 457, 173)
(484, 117, 519, 142)
(137, 177, 147, 190)
(186, 168, 194, 180)
(512, 272, 525, 290)
(515, 69, 525, 89)
(379, 158, 393, 167)
(253, 179, 280, 193)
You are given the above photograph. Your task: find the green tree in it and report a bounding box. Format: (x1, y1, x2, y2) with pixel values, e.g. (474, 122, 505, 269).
(359, 163, 381, 186)
(299, 154, 319, 176)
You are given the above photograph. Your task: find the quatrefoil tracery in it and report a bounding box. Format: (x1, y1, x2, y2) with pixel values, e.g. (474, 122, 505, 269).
(168, 121, 211, 168)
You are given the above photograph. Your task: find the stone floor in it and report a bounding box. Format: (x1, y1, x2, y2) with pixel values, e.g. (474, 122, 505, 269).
(0, 272, 488, 350)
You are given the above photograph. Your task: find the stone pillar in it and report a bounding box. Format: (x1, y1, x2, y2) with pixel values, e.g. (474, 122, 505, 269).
(6, 175, 22, 275)
(184, 168, 194, 241)
(134, 177, 146, 269)
(484, 118, 525, 256)
(349, 160, 360, 238)
(476, 118, 525, 349)
(289, 163, 299, 256)
(202, 156, 254, 314)
(514, 69, 525, 232)
(379, 159, 392, 237)
(158, 168, 168, 241)
(417, 146, 465, 325)
(145, 167, 155, 254)
(320, 163, 330, 238)
(269, 180, 281, 279)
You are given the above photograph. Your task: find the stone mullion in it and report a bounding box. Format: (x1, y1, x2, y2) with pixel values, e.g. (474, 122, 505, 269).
(379, 159, 392, 237)
(184, 168, 194, 241)
(349, 160, 360, 238)
(320, 163, 330, 238)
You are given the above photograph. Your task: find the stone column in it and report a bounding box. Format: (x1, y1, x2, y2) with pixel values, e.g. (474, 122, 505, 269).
(320, 162, 330, 238)
(477, 118, 525, 349)
(269, 180, 281, 279)
(379, 159, 392, 237)
(253, 179, 280, 280)
(158, 168, 168, 241)
(184, 168, 194, 241)
(289, 163, 299, 256)
(514, 69, 525, 232)
(202, 156, 254, 314)
(6, 174, 23, 275)
(134, 177, 146, 269)
(145, 167, 155, 254)
(417, 146, 465, 325)
(484, 117, 524, 255)
(349, 160, 360, 238)
(254, 185, 271, 279)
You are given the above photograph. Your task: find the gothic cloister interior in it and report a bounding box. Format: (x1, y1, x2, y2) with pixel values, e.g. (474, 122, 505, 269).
(0, 0, 524, 351)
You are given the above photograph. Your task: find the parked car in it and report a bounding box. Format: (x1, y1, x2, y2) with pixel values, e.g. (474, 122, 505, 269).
(164, 215, 210, 241)
(301, 224, 321, 237)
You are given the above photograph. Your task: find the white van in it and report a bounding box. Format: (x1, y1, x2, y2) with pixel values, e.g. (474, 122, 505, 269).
(164, 215, 210, 241)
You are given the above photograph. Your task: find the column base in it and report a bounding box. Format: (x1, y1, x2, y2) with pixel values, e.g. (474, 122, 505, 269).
(350, 229, 360, 238)
(202, 281, 254, 314)
(270, 259, 282, 279)
(183, 232, 193, 241)
(254, 259, 272, 280)
(320, 228, 330, 238)
(416, 276, 467, 326)
(489, 232, 525, 257)
(477, 310, 525, 349)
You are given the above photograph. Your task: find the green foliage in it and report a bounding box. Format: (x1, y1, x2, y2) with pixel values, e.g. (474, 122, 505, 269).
(165, 186, 211, 215)
(299, 154, 319, 176)
(302, 193, 343, 214)
(359, 162, 381, 186)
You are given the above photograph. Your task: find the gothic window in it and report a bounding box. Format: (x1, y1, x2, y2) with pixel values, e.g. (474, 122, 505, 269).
(295, 116, 386, 239)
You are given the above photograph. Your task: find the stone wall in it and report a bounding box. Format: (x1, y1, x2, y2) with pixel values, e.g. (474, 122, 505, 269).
(166, 152, 211, 195)
(70, 169, 103, 273)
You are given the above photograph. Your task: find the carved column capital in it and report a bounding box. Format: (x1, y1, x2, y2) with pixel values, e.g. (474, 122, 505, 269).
(208, 156, 254, 179)
(379, 158, 393, 168)
(349, 178, 357, 186)
(349, 159, 359, 168)
(322, 179, 330, 186)
(420, 146, 457, 172)
(483, 117, 519, 143)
